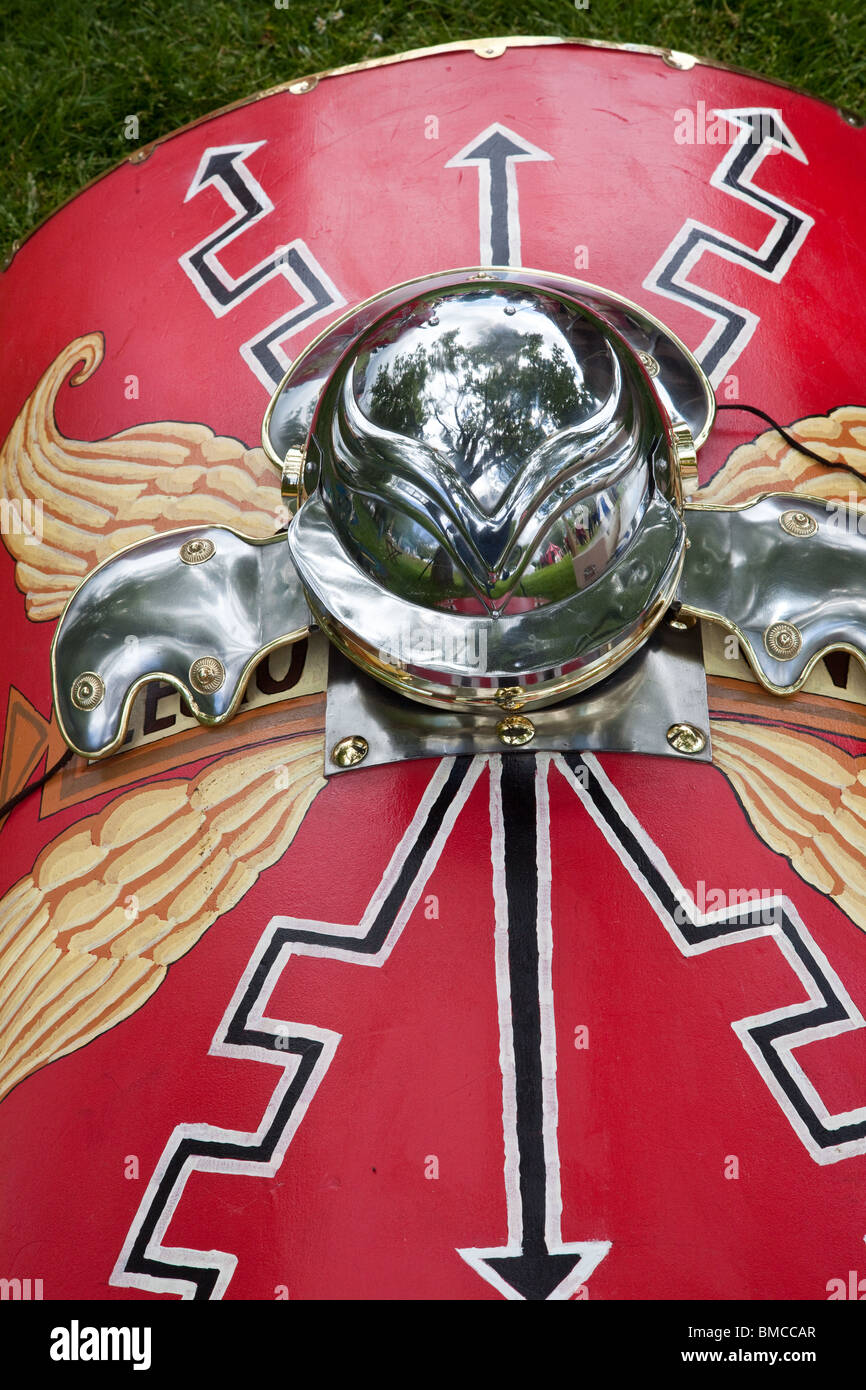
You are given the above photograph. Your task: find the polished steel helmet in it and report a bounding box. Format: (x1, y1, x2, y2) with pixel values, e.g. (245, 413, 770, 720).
(51, 267, 866, 761)
(285, 272, 700, 709)
(52, 268, 729, 759)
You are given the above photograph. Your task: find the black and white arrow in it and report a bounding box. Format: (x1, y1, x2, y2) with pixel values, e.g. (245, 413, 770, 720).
(458, 755, 611, 1300)
(180, 142, 275, 315)
(643, 108, 812, 384)
(446, 123, 552, 267)
(178, 142, 343, 390)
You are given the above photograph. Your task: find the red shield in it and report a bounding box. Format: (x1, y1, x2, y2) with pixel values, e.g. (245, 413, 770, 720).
(1, 36, 865, 1302)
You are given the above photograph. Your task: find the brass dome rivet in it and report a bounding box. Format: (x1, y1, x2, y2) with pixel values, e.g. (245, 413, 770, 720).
(71, 672, 105, 711)
(496, 715, 536, 747)
(764, 621, 803, 660)
(189, 656, 226, 693)
(666, 722, 707, 755)
(663, 49, 697, 69)
(494, 686, 525, 711)
(332, 735, 369, 768)
(180, 537, 216, 564)
(779, 509, 818, 537)
(668, 612, 697, 631)
(637, 350, 660, 377)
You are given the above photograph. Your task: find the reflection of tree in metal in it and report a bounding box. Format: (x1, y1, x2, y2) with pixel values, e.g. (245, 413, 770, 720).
(319, 287, 658, 616)
(364, 329, 594, 492)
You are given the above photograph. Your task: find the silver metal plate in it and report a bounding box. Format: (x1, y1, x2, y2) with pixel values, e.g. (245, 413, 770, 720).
(324, 619, 710, 772)
(52, 526, 310, 758)
(679, 494, 866, 694)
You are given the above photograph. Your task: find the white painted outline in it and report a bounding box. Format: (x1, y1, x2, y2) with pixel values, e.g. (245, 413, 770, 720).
(178, 142, 345, 391)
(556, 753, 866, 1165)
(446, 122, 552, 267)
(643, 109, 813, 386)
(457, 756, 611, 1300)
(111, 756, 485, 1299)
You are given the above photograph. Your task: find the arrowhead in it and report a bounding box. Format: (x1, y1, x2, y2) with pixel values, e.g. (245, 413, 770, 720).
(713, 109, 807, 163)
(458, 1241, 611, 1301)
(184, 141, 266, 200)
(446, 122, 552, 169)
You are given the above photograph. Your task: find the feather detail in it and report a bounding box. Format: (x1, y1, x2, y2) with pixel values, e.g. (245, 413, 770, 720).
(0, 334, 281, 619)
(0, 733, 324, 1101)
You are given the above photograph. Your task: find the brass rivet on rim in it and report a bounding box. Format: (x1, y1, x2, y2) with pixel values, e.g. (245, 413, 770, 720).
(180, 537, 216, 564)
(493, 686, 525, 711)
(331, 735, 369, 768)
(637, 350, 660, 377)
(666, 722, 707, 755)
(779, 510, 818, 538)
(662, 50, 697, 69)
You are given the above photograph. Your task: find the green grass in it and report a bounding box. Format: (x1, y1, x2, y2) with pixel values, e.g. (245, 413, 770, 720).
(1, 0, 863, 262)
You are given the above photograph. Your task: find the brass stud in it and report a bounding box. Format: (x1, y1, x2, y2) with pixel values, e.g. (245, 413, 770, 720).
(493, 686, 525, 711)
(189, 656, 226, 693)
(779, 509, 818, 538)
(475, 39, 506, 58)
(663, 49, 697, 69)
(71, 672, 105, 711)
(637, 350, 660, 378)
(668, 611, 697, 631)
(764, 621, 803, 661)
(180, 537, 216, 564)
(496, 715, 536, 747)
(666, 722, 707, 755)
(331, 735, 369, 768)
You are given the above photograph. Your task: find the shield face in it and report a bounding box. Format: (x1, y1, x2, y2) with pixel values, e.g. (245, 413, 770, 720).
(1, 36, 866, 1303)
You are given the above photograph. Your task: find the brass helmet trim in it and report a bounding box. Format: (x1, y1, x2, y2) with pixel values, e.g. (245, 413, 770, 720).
(263, 265, 715, 471)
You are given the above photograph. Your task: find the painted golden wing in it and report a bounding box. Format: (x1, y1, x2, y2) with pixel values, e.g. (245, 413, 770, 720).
(0, 734, 324, 1102)
(701, 405, 866, 934)
(711, 720, 866, 933)
(0, 333, 282, 620)
(692, 405, 866, 504)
